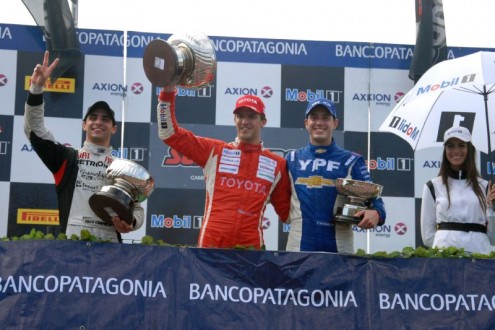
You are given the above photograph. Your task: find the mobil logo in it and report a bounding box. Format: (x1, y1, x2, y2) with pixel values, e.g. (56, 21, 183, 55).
(151, 214, 203, 229)
(366, 157, 412, 171)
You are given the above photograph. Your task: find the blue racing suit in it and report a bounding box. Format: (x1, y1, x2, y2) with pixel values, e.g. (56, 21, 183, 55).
(285, 141, 386, 253)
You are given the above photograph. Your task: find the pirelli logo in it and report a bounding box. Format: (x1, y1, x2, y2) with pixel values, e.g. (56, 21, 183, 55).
(17, 208, 60, 225)
(24, 76, 76, 93)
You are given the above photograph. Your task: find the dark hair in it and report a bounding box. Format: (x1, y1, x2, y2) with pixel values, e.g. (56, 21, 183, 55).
(439, 141, 487, 212)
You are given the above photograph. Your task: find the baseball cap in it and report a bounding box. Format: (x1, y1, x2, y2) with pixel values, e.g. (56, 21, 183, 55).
(443, 126, 471, 144)
(233, 95, 265, 117)
(84, 101, 116, 125)
(305, 98, 337, 118)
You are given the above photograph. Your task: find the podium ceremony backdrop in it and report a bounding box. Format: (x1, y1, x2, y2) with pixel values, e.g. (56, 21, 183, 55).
(1, 23, 494, 252)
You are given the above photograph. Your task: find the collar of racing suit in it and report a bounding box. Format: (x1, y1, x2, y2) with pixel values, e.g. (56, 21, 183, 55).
(82, 141, 113, 155)
(308, 140, 336, 155)
(233, 137, 263, 152)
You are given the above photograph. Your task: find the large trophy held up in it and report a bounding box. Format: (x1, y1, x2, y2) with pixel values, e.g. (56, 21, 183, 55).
(142, 31, 216, 89)
(89, 159, 155, 225)
(333, 178, 383, 225)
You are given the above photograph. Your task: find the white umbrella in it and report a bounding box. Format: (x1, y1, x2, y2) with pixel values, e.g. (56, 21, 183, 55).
(379, 51, 495, 156)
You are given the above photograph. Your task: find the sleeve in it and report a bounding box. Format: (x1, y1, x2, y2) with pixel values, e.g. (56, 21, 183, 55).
(132, 204, 145, 231)
(483, 181, 495, 245)
(268, 158, 291, 222)
(24, 85, 57, 143)
(420, 182, 437, 247)
(157, 90, 219, 167)
(350, 156, 386, 224)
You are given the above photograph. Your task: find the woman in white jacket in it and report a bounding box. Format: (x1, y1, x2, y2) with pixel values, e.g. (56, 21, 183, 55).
(421, 126, 495, 255)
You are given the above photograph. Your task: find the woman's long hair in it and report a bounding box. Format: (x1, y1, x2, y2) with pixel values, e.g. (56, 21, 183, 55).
(439, 141, 487, 212)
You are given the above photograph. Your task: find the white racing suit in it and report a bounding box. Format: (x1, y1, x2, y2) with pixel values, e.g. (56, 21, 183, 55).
(24, 89, 144, 242)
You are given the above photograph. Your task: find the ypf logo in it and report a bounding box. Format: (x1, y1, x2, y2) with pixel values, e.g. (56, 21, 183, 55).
(0, 74, 7, 87)
(394, 222, 407, 235)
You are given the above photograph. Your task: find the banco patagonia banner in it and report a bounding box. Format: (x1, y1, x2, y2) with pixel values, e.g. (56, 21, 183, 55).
(1, 240, 495, 329)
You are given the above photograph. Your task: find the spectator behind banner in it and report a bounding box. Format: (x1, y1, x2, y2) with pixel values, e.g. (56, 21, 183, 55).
(285, 98, 386, 253)
(155, 86, 291, 250)
(421, 126, 495, 254)
(23, 51, 144, 242)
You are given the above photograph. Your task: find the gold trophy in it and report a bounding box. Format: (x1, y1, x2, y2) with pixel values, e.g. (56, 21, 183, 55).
(142, 31, 216, 89)
(333, 178, 383, 225)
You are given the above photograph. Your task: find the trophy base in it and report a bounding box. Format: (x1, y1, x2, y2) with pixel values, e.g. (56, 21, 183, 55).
(89, 186, 135, 225)
(333, 204, 366, 225)
(143, 39, 179, 87)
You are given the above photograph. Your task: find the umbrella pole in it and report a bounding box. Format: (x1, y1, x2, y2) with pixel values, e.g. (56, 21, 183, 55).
(483, 86, 494, 182)
(482, 86, 495, 210)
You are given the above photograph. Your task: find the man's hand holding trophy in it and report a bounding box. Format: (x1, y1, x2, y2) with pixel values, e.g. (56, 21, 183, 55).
(333, 178, 383, 225)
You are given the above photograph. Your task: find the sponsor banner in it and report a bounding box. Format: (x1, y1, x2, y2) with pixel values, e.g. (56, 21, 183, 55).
(1, 241, 495, 328)
(146, 187, 204, 246)
(344, 131, 415, 197)
(15, 51, 85, 118)
(0, 50, 17, 116)
(0, 115, 13, 182)
(7, 183, 59, 237)
(0, 182, 9, 237)
(354, 196, 416, 253)
(0, 24, 45, 52)
(11, 116, 82, 184)
(413, 147, 444, 198)
(281, 65, 345, 129)
(16, 208, 59, 226)
(110, 122, 150, 168)
(150, 83, 217, 125)
(343, 67, 413, 132)
(216, 62, 281, 127)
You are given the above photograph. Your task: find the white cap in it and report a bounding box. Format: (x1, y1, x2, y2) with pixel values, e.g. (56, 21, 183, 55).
(443, 126, 472, 144)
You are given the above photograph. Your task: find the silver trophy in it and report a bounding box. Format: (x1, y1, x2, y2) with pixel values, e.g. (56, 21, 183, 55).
(89, 159, 155, 225)
(142, 31, 216, 89)
(333, 178, 383, 225)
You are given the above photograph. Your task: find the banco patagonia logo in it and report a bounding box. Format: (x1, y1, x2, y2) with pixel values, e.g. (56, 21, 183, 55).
(224, 86, 273, 99)
(285, 88, 341, 103)
(151, 214, 203, 229)
(365, 157, 412, 171)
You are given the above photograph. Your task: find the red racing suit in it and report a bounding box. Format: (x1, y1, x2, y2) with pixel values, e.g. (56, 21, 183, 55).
(157, 91, 291, 249)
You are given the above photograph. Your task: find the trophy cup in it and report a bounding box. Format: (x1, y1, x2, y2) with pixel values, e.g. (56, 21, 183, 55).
(142, 31, 216, 89)
(333, 178, 383, 225)
(89, 159, 155, 225)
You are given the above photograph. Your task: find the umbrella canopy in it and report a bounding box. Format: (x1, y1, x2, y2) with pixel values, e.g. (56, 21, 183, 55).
(379, 51, 495, 154)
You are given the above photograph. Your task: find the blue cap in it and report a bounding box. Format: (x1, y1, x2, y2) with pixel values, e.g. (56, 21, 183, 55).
(304, 98, 337, 118)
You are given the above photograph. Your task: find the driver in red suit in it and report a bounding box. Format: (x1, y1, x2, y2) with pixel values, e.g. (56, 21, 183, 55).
(156, 88, 290, 249)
